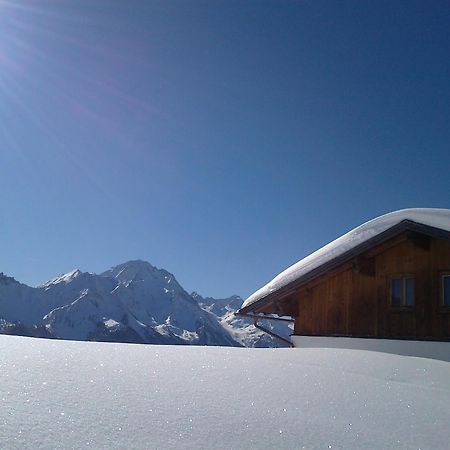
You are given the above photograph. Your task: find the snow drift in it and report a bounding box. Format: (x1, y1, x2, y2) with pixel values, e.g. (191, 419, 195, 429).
(1, 335, 449, 450)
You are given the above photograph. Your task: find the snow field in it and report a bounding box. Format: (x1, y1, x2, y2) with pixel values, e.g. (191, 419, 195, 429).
(0, 335, 449, 449)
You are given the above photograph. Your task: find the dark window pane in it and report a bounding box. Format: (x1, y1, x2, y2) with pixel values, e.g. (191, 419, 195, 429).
(444, 276, 450, 307)
(391, 279, 402, 306)
(405, 278, 414, 306)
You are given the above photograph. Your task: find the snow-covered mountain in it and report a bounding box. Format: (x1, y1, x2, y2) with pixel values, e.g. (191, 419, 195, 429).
(41, 261, 241, 346)
(0, 261, 288, 347)
(0, 273, 49, 325)
(193, 292, 292, 347)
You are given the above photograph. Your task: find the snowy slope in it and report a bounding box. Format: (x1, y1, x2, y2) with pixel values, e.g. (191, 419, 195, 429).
(0, 273, 49, 326)
(1, 335, 449, 450)
(40, 269, 117, 310)
(193, 293, 292, 347)
(243, 208, 450, 309)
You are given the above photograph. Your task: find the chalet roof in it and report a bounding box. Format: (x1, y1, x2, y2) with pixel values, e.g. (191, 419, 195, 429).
(239, 208, 450, 314)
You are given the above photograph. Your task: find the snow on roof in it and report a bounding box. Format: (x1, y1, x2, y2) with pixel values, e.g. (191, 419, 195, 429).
(242, 208, 450, 310)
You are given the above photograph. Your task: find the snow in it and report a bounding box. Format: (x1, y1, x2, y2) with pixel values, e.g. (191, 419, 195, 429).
(40, 269, 83, 288)
(242, 208, 450, 310)
(292, 336, 450, 362)
(1, 335, 449, 449)
(193, 292, 292, 347)
(104, 319, 120, 329)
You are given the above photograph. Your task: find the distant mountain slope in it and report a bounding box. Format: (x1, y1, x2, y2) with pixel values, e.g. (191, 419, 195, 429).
(0, 261, 290, 347)
(193, 293, 292, 348)
(42, 260, 240, 346)
(0, 273, 49, 326)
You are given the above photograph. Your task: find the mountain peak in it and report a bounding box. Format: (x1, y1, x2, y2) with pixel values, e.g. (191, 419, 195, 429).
(121, 260, 155, 270)
(101, 260, 157, 283)
(53, 268, 83, 282)
(0, 272, 18, 286)
(68, 268, 82, 278)
(40, 268, 84, 288)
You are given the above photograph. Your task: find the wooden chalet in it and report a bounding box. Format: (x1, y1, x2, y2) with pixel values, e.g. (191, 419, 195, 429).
(237, 209, 450, 345)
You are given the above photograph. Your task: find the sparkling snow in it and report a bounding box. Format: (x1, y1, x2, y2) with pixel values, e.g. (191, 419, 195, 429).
(1, 335, 449, 449)
(103, 319, 120, 329)
(242, 208, 450, 309)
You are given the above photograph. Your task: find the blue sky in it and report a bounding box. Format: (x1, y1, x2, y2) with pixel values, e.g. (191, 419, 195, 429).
(0, 0, 449, 298)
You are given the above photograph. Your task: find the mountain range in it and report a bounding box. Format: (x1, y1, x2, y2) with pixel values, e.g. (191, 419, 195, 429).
(0, 260, 291, 347)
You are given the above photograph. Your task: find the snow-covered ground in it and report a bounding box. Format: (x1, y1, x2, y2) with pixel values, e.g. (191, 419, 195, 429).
(1, 335, 449, 450)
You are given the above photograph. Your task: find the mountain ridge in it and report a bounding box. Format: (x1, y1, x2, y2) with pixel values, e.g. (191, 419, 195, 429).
(0, 261, 291, 347)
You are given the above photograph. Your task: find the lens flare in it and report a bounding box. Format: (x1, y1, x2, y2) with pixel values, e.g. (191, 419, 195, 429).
(0, 0, 170, 202)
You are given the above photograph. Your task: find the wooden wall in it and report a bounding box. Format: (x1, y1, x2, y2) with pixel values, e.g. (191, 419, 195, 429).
(291, 233, 450, 340)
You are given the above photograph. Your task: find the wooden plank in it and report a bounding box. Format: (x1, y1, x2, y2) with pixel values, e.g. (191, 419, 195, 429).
(288, 233, 450, 340)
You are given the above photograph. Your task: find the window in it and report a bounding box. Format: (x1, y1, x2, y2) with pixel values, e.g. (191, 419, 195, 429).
(390, 277, 414, 307)
(443, 275, 450, 307)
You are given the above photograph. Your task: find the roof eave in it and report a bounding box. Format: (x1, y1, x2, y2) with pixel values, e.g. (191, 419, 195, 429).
(238, 220, 450, 315)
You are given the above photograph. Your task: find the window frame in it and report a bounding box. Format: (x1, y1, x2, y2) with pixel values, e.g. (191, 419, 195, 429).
(441, 273, 450, 309)
(389, 275, 415, 309)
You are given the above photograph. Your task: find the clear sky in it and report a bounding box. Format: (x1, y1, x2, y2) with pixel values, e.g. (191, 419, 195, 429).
(0, 0, 449, 298)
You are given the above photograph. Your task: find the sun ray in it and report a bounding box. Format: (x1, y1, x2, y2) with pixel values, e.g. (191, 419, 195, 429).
(0, 0, 178, 212)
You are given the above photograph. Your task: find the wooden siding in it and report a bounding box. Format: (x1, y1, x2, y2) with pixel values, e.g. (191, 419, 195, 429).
(290, 233, 450, 340)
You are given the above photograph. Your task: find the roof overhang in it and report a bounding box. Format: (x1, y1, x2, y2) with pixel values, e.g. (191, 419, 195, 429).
(238, 219, 450, 315)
